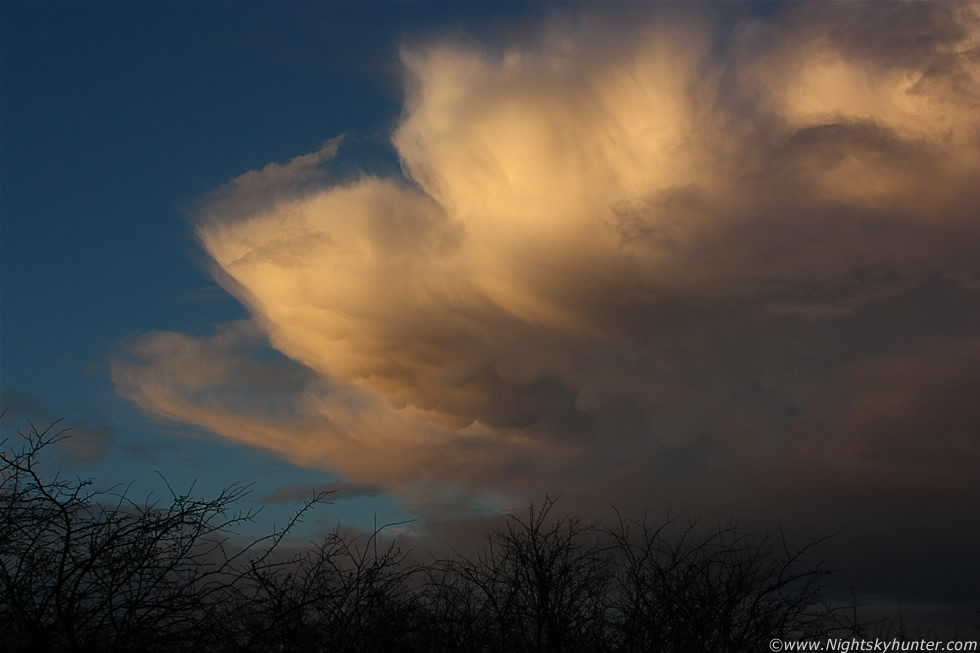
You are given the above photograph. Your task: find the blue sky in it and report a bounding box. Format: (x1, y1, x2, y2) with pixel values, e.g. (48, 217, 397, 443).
(0, 0, 453, 528)
(3, 0, 980, 632)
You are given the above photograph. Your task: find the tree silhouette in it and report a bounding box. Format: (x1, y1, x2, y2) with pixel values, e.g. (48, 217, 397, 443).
(604, 508, 857, 651)
(3, 412, 934, 652)
(0, 414, 326, 653)
(427, 495, 612, 652)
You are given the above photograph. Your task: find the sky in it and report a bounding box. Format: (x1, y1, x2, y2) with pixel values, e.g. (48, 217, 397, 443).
(2, 0, 979, 634)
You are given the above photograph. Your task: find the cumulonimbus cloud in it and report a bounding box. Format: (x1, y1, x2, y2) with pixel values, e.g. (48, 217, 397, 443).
(113, 3, 980, 511)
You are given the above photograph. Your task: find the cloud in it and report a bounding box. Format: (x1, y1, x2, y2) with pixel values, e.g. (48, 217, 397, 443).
(56, 425, 115, 462)
(113, 2, 980, 610)
(259, 481, 383, 504)
(199, 136, 344, 222)
(1, 389, 49, 426)
(1, 389, 115, 462)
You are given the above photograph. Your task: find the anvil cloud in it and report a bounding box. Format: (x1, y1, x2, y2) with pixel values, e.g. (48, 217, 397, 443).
(113, 0, 980, 546)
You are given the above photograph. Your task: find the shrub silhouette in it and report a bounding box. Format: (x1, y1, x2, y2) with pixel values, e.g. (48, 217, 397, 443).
(424, 497, 612, 653)
(0, 415, 329, 652)
(2, 415, 875, 652)
(603, 508, 852, 651)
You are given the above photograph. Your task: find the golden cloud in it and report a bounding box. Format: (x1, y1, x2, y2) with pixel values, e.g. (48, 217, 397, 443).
(114, 3, 980, 506)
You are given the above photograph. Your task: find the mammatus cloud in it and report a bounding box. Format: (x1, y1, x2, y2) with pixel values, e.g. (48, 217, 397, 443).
(113, 2, 980, 601)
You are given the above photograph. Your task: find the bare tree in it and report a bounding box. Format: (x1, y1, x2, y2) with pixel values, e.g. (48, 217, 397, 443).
(226, 522, 422, 653)
(1, 412, 886, 652)
(0, 414, 326, 653)
(430, 495, 613, 653)
(604, 509, 861, 652)
(420, 497, 865, 653)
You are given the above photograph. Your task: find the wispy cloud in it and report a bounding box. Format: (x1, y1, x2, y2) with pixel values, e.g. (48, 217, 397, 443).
(259, 481, 383, 504)
(1, 389, 116, 462)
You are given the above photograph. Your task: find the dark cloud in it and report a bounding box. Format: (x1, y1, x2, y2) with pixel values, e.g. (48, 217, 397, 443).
(0, 389, 115, 461)
(0, 388, 48, 426)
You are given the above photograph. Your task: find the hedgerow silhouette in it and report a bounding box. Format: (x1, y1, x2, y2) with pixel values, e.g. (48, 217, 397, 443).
(0, 414, 888, 652)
